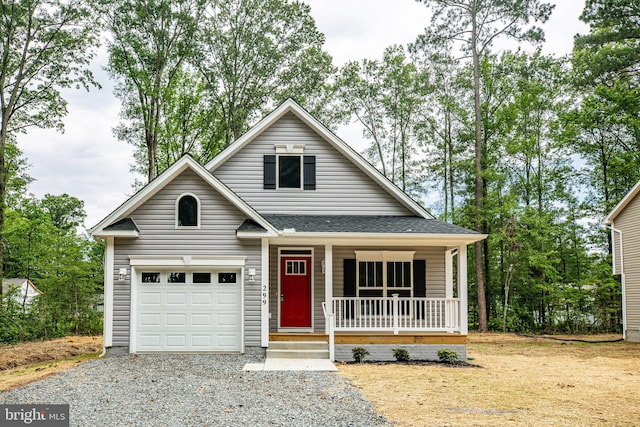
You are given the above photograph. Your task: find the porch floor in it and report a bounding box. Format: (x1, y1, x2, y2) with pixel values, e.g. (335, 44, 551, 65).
(269, 332, 466, 345)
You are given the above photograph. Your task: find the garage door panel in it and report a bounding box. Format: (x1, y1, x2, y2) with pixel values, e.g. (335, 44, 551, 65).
(135, 269, 242, 353)
(140, 313, 161, 326)
(140, 292, 161, 305)
(166, 313, 187, 326)
(166, 292, 187, 305)
(191, 292, 212, 305)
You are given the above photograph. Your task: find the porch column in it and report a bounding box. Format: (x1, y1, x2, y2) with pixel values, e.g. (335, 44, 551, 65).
(324, 243, 333, 333)
(458, 244, 468, 335)
(261, 238, 269, 347)
(445, 249, 453, 299)
(103, 237, 114, 348)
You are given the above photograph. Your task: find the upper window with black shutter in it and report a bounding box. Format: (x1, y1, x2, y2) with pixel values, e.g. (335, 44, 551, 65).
(264, 146, 316, 190)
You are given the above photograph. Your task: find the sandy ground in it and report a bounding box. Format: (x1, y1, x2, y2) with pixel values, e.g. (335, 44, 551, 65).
(338, 333, 640, 426)
(0, 336, 102, 391)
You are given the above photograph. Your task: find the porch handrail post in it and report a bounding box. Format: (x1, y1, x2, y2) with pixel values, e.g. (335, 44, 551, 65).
(322, 301, 335, 361)
(392, 293, 399, 334)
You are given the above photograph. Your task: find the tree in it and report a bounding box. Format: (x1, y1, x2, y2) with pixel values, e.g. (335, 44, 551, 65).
(104, 0, 206, 182)
(196, 0, 334, 147)
(335, 45, 430, 198)
(412, 0, 554, 331)
(0, 0, 98, 284)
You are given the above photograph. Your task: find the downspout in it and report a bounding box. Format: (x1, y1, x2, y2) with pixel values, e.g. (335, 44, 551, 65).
(93, 235, 108, 358)
(606, 224, 626, 340)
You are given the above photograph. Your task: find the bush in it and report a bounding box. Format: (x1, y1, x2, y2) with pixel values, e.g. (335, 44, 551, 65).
(392, 348, 410, 362)
(437, 348, 459, 364)
(352, 347, 370, 363)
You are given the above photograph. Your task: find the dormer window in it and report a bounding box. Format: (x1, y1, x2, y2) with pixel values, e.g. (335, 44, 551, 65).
(176, 194, 200, 228)
(264, 144, 315, 190)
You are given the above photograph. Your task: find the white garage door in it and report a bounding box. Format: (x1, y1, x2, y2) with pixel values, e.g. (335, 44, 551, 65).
(134, 269, 242, 352)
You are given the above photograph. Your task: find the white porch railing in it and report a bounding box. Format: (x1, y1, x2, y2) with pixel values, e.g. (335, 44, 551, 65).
(331, 295, 460, 333)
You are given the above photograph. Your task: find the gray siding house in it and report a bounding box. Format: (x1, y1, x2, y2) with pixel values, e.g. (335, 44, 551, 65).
(91, 99, 486, 360)
(604, 181, 640, 342)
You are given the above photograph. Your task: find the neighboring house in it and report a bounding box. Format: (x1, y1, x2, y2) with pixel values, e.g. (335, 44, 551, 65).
(1, 278, 42, 308)
(604, 180, 640, 342)
(91, 99, 486, 360)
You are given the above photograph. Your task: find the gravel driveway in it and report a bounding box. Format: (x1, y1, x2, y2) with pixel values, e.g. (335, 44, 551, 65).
(0, 354, 389, 426)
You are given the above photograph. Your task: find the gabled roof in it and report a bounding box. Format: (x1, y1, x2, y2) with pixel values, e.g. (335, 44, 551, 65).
(205, 99, 434, 220)
(2, 278, 42, 295)
(604, 179, 640, 225)
(91, 155, 278, 237)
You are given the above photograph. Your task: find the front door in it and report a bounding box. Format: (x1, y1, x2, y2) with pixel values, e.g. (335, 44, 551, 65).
(280, 256, 312, 328)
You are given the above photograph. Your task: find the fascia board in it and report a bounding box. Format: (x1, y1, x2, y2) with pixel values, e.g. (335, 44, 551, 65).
(603, 179, 640, 225)
(92, 230, 140, 238)
(272, 232, 487, 246)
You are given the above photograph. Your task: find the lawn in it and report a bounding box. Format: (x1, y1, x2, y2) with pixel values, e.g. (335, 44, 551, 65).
(338, 333, 640, 426)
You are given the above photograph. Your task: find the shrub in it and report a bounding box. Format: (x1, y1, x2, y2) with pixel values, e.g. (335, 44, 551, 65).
(352, 347, 370, 363)
(437, 348, 459, 364)
(392, 348, 410, 362)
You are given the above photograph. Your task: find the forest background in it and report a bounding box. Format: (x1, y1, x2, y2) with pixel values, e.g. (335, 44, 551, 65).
(1, 0, 636, 343)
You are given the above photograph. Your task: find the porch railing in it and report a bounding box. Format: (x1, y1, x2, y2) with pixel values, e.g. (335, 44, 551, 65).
(331, 295, 460, 333)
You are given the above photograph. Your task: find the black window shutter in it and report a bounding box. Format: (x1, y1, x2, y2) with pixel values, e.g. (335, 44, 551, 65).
(303, 155, 316, 190)
(343, 259, 356, 297)
(413, 259, 426, 297)
(263, 155, 276, 189)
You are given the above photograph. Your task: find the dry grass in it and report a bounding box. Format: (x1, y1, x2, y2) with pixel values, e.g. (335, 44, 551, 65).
(338, 333, 640, 426)
(0, 336, 102, 391)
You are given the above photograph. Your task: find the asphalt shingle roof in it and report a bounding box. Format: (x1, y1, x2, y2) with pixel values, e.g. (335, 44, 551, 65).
(238, 215, 478, 235)
(104, 218, 139, 232)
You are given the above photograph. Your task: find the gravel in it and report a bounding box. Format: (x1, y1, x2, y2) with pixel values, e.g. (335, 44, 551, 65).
(0, 354, 390, 427)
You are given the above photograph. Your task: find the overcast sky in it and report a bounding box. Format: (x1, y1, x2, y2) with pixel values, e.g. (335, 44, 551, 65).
(17, 0, 589, 230)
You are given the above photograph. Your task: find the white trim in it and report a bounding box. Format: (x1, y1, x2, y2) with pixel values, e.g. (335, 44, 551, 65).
(90, 155, 278, 237)
(354, 250, 415, 262)
(277, 247, 314, 332)
(129, 255, 246, 267)
(95, 230, 139, 238)
(445, 249, 453, 299)
(260, 238, 270, 347)
(607, 223, 626, 339)
(103, 237, 114, 347)
(324, 244, 333, 334)
(458, 245, 468, 335)
(175, 192, 201, 229)
(205, 99, 434, 219)
(274, 144, 305, 154)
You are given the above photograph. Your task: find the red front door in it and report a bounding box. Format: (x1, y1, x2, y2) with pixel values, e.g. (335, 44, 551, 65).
(280, 256, 312, 328)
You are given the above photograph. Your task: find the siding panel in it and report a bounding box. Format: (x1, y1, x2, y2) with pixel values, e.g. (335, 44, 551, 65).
(613, 191, 640, 333)
(214, 113, 411, 215)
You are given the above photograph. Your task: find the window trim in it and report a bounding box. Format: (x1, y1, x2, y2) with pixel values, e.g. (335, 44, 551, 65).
(354, 251, 415, 296)
(277, 155, 303, 189)
(175, 193, 201, 229)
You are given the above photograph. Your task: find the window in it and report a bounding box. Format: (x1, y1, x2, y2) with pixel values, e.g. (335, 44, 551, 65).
(355, 251, 415, 296)
(193, 272, 211, 283)
(263, 155, 315, 190)
(141, 272, 161, 283)
(177, 194, 199, 227)
(279, 156, 301, 188)
(168, 272, 186, 283)
(285, 260, 307, 275)
(218, 272, 237, 284)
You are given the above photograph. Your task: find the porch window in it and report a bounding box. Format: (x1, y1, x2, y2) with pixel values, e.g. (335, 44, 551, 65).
(355, 251, 414, 296)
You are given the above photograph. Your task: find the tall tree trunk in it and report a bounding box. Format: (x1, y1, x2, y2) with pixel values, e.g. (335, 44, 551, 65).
(471, 16, 488, 332)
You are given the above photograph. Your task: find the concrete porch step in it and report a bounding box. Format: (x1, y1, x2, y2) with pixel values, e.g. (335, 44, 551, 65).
(266, 340, 330, 359)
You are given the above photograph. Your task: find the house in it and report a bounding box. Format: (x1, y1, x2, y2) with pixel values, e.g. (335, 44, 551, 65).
(604, 180, 640, 342)
(90, 99, 486, 361)
(1, 278, 42, 308)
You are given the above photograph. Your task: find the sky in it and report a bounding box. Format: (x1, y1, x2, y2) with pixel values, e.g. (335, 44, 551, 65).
(17, 0, 589, 230)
